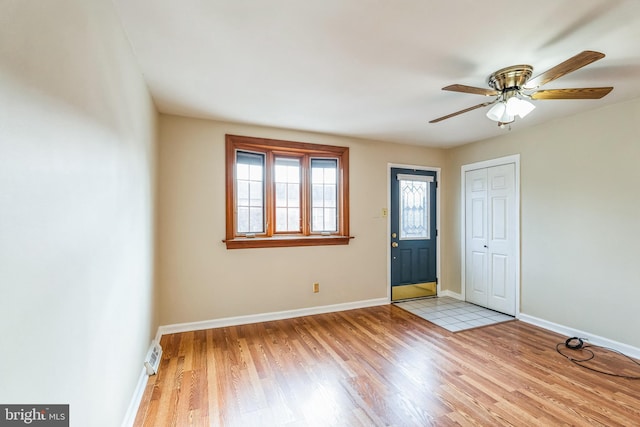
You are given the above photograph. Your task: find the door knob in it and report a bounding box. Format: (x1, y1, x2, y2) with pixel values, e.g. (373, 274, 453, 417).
(392, 242, 399, 248)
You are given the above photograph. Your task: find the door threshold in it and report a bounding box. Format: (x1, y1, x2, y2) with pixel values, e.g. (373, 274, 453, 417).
(391, 282, 437, 302)
(392, 295, 438, 304)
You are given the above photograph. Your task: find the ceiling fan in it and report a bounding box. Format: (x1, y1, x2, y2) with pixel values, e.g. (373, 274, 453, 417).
(430, 51, 613, 127)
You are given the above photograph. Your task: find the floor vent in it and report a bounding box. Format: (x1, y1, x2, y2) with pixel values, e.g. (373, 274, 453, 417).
(144, 341, 162, 376)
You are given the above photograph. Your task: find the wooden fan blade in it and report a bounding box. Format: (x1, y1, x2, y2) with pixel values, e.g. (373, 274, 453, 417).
(443, 84, 500, 96)
(530, 87, 613, 100)
(429, 102, 494, 123)
(524, 50, 605, 89)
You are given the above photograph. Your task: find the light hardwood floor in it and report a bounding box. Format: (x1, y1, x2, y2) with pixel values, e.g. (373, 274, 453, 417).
(134, 304, 640, 426)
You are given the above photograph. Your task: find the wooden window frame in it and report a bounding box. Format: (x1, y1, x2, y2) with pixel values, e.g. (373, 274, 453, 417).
(224, 134, 351, 249)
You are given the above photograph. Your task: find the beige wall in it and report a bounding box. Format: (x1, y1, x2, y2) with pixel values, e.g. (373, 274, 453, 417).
(444, 97, 640, 348)
(0, 1, 157, 425)
(157, 115, 446, 325)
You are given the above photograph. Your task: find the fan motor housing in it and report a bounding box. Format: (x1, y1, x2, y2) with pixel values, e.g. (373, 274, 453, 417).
(488, 65, 533, 91)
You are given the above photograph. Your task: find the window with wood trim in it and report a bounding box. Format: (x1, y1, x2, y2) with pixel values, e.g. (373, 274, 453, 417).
(225, 134, 351, 249)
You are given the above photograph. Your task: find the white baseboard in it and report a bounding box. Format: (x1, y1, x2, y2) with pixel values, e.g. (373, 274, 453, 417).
(156, 297, 389, 340)
(519, 313, 640, 360)
(121, 365, 149, 427)
(439, 290, 462, 300)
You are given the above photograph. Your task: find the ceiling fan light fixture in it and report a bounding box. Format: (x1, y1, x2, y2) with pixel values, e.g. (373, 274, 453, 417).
(486, 102, 504, 121)
(486, 102, 514, 123)
(506, 96, 535, 118)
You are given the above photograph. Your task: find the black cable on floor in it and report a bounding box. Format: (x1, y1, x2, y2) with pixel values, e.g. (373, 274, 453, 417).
(556, 337, 640, 379)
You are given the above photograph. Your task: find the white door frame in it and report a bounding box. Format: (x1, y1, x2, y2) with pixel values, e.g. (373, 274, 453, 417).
(387, 163, 442, 302)
(460, 155, 520, 317)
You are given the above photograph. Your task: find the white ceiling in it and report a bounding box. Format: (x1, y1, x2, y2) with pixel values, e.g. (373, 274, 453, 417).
(113, 0, 640, 147)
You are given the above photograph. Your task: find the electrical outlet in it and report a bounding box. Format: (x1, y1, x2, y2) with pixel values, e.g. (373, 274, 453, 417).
(313, 282, 320, 293)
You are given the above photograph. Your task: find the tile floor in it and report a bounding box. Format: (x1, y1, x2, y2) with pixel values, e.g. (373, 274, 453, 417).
(394, 296, 515, 332)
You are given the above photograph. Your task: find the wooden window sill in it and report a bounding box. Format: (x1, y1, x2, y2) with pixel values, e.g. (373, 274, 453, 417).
(223, 235, 354, 249)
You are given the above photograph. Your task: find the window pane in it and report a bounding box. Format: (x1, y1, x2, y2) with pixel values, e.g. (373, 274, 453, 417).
(312, 207, 324, 230)
(276, 208, 287, 231)
(236, 151, 264, 233)
(274, 157, 301, 232)
(250, 181, 263, 206)
(287, 166, 300, 183)
(236, 163, 249, 181)
(276, 207, 300, 232)
(249, 164, 262, 181)
(275, 164, 286, 182)
(311, 159, 338, 232)
(237, 207, 249, 233)
(237, 181, 249, 206)
(324, 208, 336, 231)
(288, 208, 300, 230)
(313, 159, 336, 181)
(311, 167, 323, 183)
(324, 168, 336, 184)
(275, 158, 300, 183)
(275, 182, 286, 207)
(249, 207, 263, 233)
(324, 185, 336, 207)
(312, 184, 323, 206)
(287, 183, 299, 207)
(399, 179, 429, 239)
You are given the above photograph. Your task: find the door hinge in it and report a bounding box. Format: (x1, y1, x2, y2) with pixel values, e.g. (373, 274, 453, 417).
(435, 277, 439, 284)
(435, 229, 438, 237)
(435, 181, 438, 188)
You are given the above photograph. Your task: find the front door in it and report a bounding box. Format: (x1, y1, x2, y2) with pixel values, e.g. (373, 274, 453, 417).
(390, 168, 437, 301)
